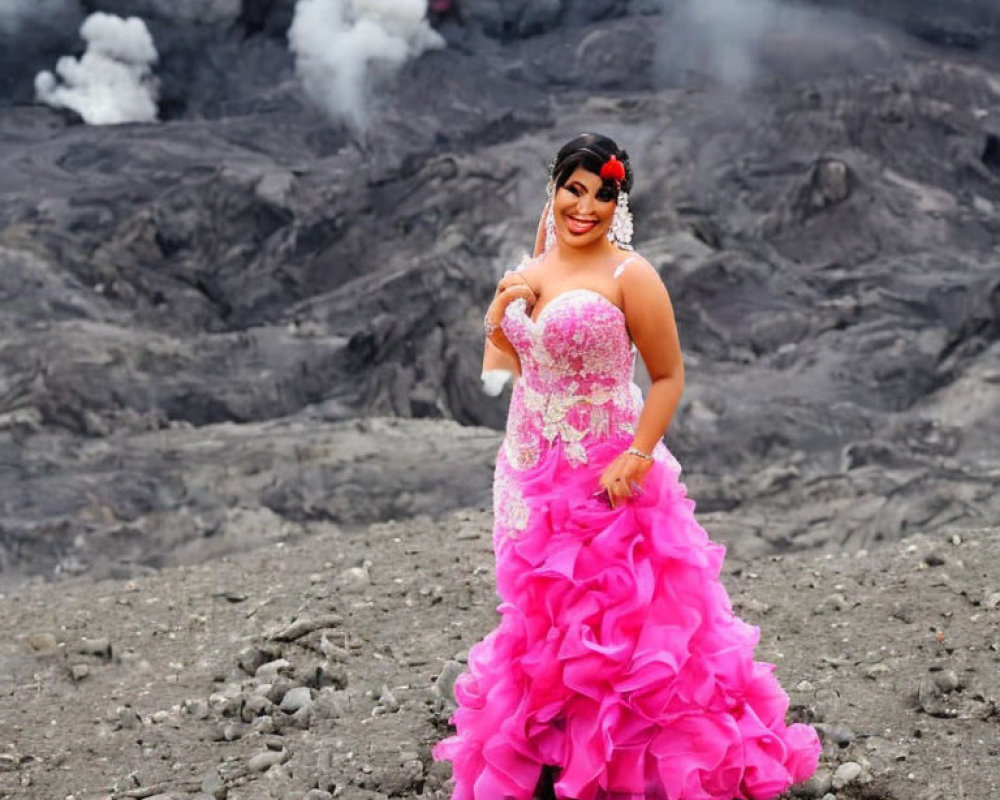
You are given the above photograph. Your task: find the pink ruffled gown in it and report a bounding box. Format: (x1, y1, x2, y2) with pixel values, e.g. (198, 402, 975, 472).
(434, 264, 821, 800)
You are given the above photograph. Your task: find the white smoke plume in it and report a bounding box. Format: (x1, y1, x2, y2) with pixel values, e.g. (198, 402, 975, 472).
(656, 0, 858, 85)
(34, 12, 159, 125)
(288, 0, 445, 128)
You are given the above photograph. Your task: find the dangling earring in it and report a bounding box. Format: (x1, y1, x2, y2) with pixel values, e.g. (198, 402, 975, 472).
(608, 191, 634, 250)
(544, 178, 557, 251)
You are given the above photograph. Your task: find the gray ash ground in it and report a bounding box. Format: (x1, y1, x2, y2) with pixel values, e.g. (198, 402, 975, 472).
(1, 508, 997, 800)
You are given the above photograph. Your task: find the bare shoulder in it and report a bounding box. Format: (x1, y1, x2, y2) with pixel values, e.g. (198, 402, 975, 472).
(514, 251, 544, 273)
(616, 253, 669, 296)
(515, 256, 546, 292)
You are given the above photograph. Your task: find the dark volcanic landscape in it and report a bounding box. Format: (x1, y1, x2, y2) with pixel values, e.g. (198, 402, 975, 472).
(0, 0, 998, 578)
(0, 0, 999, 798)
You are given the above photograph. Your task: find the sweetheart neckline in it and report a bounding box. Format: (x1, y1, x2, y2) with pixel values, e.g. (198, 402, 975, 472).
(526, 288, 625, 326)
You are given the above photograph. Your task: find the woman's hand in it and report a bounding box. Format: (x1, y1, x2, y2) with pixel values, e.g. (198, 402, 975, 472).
(598, 449, 654, 509)
(494, 271, 536, 306)
(487, 271, 537, 326)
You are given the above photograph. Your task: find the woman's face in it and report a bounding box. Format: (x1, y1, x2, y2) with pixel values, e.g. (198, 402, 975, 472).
(552, 167, 617, 249)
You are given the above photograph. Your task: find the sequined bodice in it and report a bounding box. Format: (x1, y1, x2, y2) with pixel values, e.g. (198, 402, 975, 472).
(500, 289, 643, 470)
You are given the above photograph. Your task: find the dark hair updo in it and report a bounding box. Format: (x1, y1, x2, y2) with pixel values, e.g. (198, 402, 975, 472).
(550, 133, 633, 202)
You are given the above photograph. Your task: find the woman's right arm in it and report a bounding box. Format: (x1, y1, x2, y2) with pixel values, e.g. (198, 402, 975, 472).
(482, 206, 548, 382)
(482, 337, 519, 378)
(482, 278, 535, 371)
(482, 258, 548, 380)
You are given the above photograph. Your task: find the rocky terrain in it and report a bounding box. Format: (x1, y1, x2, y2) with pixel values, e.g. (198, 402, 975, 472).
(1, 0, 999, 580)
(1, 512, 997, 800)
(1, 1, 999, 795)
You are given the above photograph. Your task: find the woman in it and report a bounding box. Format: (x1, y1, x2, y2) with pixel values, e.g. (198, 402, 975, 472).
(433, 134, 821, 800)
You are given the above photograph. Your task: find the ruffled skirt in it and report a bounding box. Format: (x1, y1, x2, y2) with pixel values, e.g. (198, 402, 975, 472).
(433, 436, 821, 800)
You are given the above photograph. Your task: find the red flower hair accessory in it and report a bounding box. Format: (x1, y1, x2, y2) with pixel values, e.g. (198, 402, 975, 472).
(600, 154, 626, 183)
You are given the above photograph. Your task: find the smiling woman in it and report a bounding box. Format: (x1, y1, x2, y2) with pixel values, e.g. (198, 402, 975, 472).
(555, 171, 615, 237)
(434, 133, 821, 800)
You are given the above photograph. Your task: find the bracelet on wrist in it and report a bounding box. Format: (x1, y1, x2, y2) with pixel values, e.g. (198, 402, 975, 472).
(625, 446, 653, 461)
(484, 314, 500, 338)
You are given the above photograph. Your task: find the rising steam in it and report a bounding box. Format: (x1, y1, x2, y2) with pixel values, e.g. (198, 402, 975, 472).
(0, 0, 79, 34)
(35, 12, 159, 125)
(288, 0, 445, 128)
(656, 0, 852, 84)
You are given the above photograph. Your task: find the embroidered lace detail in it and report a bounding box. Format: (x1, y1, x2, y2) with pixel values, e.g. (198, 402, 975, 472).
(494, 464, 530, 536)
(510, 381, 635, 467)
(499, 282, 641, 471)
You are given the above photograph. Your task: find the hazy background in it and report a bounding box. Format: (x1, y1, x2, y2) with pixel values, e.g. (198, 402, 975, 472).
(0, 0, 998, 583)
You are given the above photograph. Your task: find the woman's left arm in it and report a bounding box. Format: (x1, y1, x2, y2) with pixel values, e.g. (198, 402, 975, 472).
(599, 258, 685, 506)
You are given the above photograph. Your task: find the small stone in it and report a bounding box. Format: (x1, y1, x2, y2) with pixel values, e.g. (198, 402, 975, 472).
(116, 706, 141, 730)
(864, 662, 890, 679)
(828, 724, 855, 746)
(917, 675, 947, 716)
(27, 633, 59, 655)
(270, 614, 343, 642)
(248, 749, 284, 773)
(217, 693, 243, 718)
(792, 768, 833, 798)
(255, 658, 291, 682)
(280, 687, 313, 713)
(182, 699, 210, 719)
(71, 664, 90, 681)
(77, 637, 112, 658)
(222, 723, 243, 741)
(378, 684, 399, 713)
(266, 678, 295, 705)
(304, 791, 333, 800)
(983, 592, 1000, 609)
(932, 669, 960, 692)
(241, 694, 273, 722)
(832, 761, 863, 789)
(151, 710, 172, 724)
(237, 646, 270, 676)
(434, 661, 465, 701)
(252, 715, 276, 735)
(337, 563, 371, 593)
